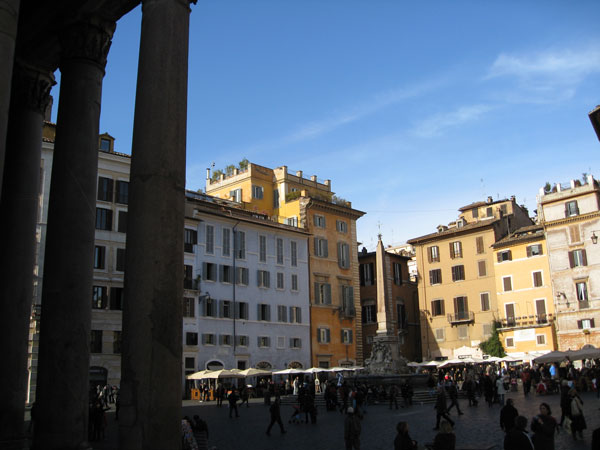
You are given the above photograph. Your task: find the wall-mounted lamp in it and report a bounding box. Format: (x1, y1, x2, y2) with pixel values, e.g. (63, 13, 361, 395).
(591, 231, 599, 245)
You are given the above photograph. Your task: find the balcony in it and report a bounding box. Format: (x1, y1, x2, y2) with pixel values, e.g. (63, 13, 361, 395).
(447, 311, 474, 324)
(499, 314, 554, 329)
(183, 279, 200, 291)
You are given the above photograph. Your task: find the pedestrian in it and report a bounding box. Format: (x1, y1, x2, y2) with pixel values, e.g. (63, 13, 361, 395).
(228, 389, 239, 418)
(394, 421, 417, 450)
(530, 402, 557, 450)
(568, 388, 586, 440)
(191, 415, 209, 450)
(558, 380, 570, 426)
(389, 384, 399, 410)
(240, 385, 250, 408)
(434, 386, 454, 430)
(496, 376, 508, 406)
(592, 427, 600, 450)
(433, 420, 456, 450)
(182, 417, 199, 450)
(215, 382, 224, 407)
(315, 376, 321, 394)
(292, 377, 299, 396)
(504, 415, 534, 450)
(446, 380, 463, 415)
(266, 396, 286, 435)
(500, 398, 519, 432)
(400, 381, 413, 407)
(344, 407, 361, 450)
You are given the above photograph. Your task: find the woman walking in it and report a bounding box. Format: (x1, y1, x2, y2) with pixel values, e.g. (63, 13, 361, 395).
(531, 403, 557, 450)
(568, 388, 587, 440)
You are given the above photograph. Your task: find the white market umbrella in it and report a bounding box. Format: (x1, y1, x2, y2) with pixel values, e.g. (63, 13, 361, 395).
(407, 362, 421, 368)
(302, 367, 328, 374)
(273, 368, 304, 375)
(238, 368, 273, 377)
(186, 370, 214, 380)
(197, 369, 245, 379)
(419, 360, 441, 367)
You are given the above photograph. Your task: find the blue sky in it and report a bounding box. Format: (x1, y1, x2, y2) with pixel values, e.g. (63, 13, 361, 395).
(51, 1, 600, 250)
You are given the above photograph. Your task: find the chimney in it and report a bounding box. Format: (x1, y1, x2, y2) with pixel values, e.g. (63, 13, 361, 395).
(296, 170, 303, 178)
(487, 196, 493, 203)
(310, 175, 317, 182)
(206, 167, 211, 181)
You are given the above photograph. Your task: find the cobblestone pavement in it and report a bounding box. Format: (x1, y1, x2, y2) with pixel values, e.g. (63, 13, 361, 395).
(94, 391, 599, 449)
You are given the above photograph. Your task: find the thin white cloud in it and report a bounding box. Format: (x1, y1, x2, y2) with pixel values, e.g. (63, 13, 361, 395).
(412, 104, 494, 138)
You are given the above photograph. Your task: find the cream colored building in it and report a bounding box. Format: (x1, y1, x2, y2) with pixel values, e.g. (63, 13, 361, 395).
(492, 225, 557, 358)
(408, 197, 533, 360)
(537, 175, 600, 350)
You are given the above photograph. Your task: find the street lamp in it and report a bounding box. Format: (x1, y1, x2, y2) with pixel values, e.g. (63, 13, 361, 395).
(590, 231, 600, 245)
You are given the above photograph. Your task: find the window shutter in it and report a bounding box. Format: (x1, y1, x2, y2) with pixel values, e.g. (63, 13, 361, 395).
(314, 282, 320, 304)
(507, 250, 512, 261)
(323, 239, 328, 257)
(582, 249, 588, 266)
(297, 308, 302, 323)
(337, 242, 342, 268)
(257, 304, 262, 320)
(427, 247, 432, 263)
(591, 318, 596, 328)
(219, 300, 224, 318)
(568, 251, 575, 268)
(349, 330, 353, 343)
(243, 268, 249, 285)
(449, 242, 454, 259)
(577, 320, 583, 329)
(266, 305, 271, 321)
(526, 246, 532, 257)
(340, 329, 344, 342)
(326, 329, 330, 342)
(316, 329, 321, 343)
(219, 265, 224, 282)
(265, 271, 270, 288)
(314, 237, 319, 255)
(257, 270, 261, 286)
(324, 284, 332, 304)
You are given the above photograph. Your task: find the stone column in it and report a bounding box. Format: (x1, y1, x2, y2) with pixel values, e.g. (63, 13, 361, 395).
(0, 0, 21, 198)
(33, 19, 114, 450)
(119, 0, 192, 448)
(0, 63, 53, 450)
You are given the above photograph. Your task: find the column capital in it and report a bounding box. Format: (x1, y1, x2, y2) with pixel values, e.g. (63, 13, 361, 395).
(60, 18, 116, 70)
(11, 63, 55, 116)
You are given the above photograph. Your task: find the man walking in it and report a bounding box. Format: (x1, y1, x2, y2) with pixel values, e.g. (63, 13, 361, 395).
(266, 396, 286, 436)
(228, 388, 239, 418)
(434, 386, 454, 430)
(446, 380, 464, 415)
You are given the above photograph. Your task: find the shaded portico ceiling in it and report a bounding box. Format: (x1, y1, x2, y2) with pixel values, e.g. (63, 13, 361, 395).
(16, 0, 141, 72)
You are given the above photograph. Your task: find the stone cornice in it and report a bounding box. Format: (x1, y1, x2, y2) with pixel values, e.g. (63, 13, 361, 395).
(543, 211, 600, 229)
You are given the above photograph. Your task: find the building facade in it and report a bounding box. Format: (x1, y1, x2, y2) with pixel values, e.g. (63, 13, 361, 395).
(408, 197, 533, 360)
(538, 175, 600, 350)
(492, 225, 557, 358)
(206, 163, 365, 367)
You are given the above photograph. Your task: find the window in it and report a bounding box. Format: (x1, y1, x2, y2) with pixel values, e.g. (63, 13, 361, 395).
(449, 241, 462, 259)
(482, 323, 492, 337)
(97, 177, 113, 202)
(220, 300, 232, 318)
(291, 274, 298, 291)
(235, 267, 249, 285)
(431, 299, 445, 316)
(205, 225, 214, 254)
(341, 329, 353, 344)
(258, 336, 270, 347)
(362, 303, 376, 323)
(341, 285, 355, 317)
(393, 263, 402, 285)
(472, 208, 479, 219)
(183, 297, 195, 317)
(536, 335, 546, 345)
(277, 238, 284, 264)
(578, 319, 595, 329)
(497, 250, 512, 262)
(100, 138, 111, 152)
(117, 210, 127, 233)
(109, 287, 124, 310)
(222, 228, 230, 256)
(286, 217, 298, 227)
(219, 334, 232, 346)
(92, 286, 107, 309)
(257, 303, 271, 321)
(257, 270, 270, 288)
(273, 189, 279, 208)
(476, 236, 484, 254)
(569, 249, 587, 268)
(526, 244, 543, 257)
(277, 305, 287, 322)
(500, 204, 507, 215)
(229, 188, 242, 202)
(503, 276, 512, 292)
(235, 302, 248, 320)
(505, 337, 515, 348)
(428, 246, 440, 263)
(429, 269, 442, 285)
(505, 304, 516, 326)
(234, 230, 245, 259)
(202, 333, 216, 345)
(185, 357, 195, 371)
(454, 296, 469, 320)
(360, 263, 374, 286)
(94, 246, 105, 269)
(184, 265, 194, 289)
(486, 207, 493, 217)
(576, 281, 588, 301)
(115, 180, 128, 204)
(337, 242, 350, 269)
(95, 207, 112, 231)
(396, 301, 406, 329)
(113, 331, 122, 354)
(435, 328, 445, 341)
(91, 330, 103, 353)
(535, 299, 547, 323)
(451, 265, 465, 282)
(203, 262, 217, 282)
(478, 260, 487, 277)
(565, 200, 579, 217)
(277, 336, 285, 349)
(252, 185, 264, 199)
(185, 332, 198, 346)
(314, 237, 328, 258)
(290, 338, 302, 349)
(458, 325, 468, 340)
(276, 272, 284, 289)
(569, 225, 581, 244)
(289, 306, 302, 323)
(259, 235, 267, 262)
(336, 220, 348, 233)
(203, 297, 217, 317)
(116, 248, 125, 272)
(314, 214, 326, 228)
(480, 292, 490, 311)
(532, 271, 543, 287)
(236, 335, 249, 347)
(184, 229, 197, 253)
(314, 282, 332, 304)
(291, 241, 297, 266)
(317, 327, 331, 343)
(219, 265, 233, 283)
